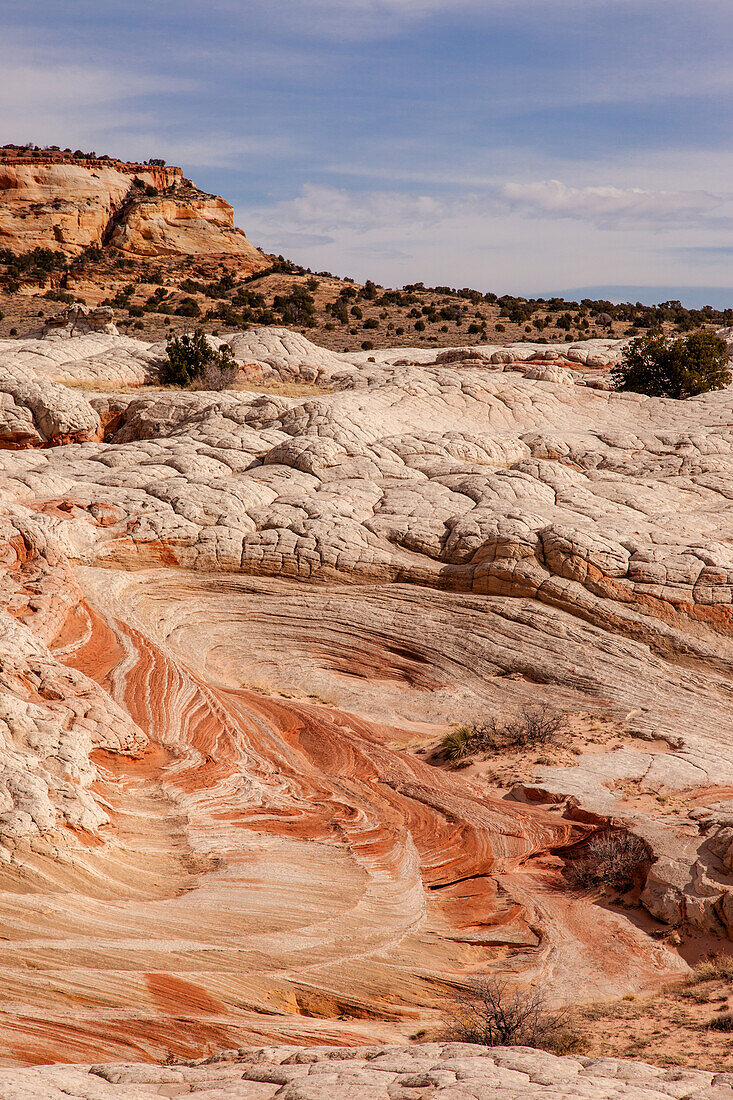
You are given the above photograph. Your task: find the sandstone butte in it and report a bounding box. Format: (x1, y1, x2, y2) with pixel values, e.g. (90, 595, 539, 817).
(0, 155, 268, 264)
(4, 304, 733, 1096)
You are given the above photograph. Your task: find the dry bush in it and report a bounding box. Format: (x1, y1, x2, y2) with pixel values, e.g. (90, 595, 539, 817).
(692, 956, 733, 984)
(441, 706, 566, 760)
(191, 359, 240, 391)
(445, 978, 583, 1055)
(709, 1011, 733, 1032)
(567, 831, 648, 891)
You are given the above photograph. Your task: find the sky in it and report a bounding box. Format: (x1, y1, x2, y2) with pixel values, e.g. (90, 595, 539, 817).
(3, 0, 733, 304)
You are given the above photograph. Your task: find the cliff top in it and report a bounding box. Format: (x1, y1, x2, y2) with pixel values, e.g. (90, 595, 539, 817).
(0, 143, 179, 174)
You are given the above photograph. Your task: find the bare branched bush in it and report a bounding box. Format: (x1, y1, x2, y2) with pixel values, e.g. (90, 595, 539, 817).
(566, 831, 648, 891)
(191, 359, 240, 391)
(440, 706, 566, 760)
(708, 1011, 733, 1032)
(445, 978, 582, 1055)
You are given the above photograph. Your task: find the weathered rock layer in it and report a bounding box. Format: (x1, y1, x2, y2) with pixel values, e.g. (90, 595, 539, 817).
(3, 1043, 733, 1099)
(0, 326, 732, 1073)
(0, 159, 266, 264)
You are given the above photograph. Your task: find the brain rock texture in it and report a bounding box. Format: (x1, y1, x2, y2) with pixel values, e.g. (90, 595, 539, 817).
(1, 324, 733, 1095)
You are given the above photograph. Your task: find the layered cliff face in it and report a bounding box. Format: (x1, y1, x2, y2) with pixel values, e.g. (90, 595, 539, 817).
(0, 159, 265, 266)
(108, 188, 264, 258)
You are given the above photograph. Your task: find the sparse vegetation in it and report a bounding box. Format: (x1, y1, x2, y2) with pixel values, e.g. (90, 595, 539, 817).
(160, 328, 239, 388)
(566, 830, 648, 891)
(708, 1011, 733, 1032)
(441, 706, 566, 760)
(691, 956, 733, 983)
(445, 978, 583, 1055)
(611, 330, 731, 399)
(0, 247, 67, 284)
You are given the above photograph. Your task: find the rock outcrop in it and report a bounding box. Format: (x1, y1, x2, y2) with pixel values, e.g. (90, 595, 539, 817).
(0, 158, 267, 265)
(3, 1044, 733, 1099)
(1, 326, 733, 1070)
(108, 186, 263, 258)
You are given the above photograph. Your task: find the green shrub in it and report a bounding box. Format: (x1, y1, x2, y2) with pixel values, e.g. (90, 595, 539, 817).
(329, 300, 349, 324)
(161, 329, 238, 388)
(273, 286, 316, 326)
(611, 330, 730, 399)
(175, 296, 201, 318)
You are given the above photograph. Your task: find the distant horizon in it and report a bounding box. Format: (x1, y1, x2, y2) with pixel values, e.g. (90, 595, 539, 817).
(549, 286, 733, 311)
(5, 144, 733, 314)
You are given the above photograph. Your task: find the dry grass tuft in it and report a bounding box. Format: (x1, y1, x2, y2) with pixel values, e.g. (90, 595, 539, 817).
(691, 956, 733, 984)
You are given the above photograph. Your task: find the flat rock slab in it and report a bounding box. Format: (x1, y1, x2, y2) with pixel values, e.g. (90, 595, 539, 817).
(2, 1044, 733, 1099)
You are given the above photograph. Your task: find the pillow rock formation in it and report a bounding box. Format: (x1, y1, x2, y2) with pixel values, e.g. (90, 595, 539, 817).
(2, 320, 733, 1095)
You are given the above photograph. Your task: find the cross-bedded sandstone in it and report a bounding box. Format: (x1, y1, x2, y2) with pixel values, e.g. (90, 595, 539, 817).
(0, 325, 732, 1075)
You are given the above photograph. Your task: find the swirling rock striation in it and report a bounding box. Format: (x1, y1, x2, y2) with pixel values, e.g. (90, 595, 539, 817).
(0, 326, 731, 1066)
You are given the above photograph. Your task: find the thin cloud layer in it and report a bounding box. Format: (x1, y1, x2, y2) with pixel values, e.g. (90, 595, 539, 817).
(2, 1, 733, 299)
(497, 181, 730, 231)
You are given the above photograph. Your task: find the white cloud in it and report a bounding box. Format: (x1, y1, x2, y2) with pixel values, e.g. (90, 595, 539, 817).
(497, 180, 732, 231)
(238, 178, 733, 293)
(253, 184, 446, 237)
(0, 40, 189, 151)
(245, 180, 733, 251)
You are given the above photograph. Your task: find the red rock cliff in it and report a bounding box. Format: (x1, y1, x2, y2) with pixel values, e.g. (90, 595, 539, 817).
(0, 159, 266, 268)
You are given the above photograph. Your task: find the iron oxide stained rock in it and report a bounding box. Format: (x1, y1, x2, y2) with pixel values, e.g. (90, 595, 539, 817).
(0, 158, 269, 264)
(0, 325, 732, 1074)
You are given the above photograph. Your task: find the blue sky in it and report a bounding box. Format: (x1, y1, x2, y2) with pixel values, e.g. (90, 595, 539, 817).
(4, 0, 733, 303)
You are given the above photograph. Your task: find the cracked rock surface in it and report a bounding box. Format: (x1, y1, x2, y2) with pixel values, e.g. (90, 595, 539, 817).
(2, 1044, 733, 1099)
(1, 327, 733, 1083)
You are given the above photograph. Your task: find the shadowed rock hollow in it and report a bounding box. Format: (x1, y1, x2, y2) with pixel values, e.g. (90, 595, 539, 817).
(1, 323, 733, 1089)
